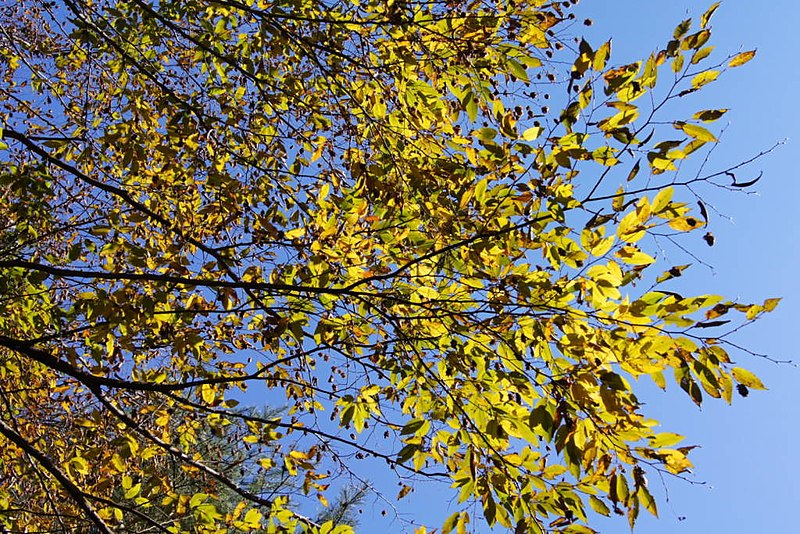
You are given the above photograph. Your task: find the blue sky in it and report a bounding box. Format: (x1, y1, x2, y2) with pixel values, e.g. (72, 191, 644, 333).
(566, 1, 799, 532)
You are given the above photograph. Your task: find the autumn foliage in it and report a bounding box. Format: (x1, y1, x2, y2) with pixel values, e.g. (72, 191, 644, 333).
(0, 1, 774, 532)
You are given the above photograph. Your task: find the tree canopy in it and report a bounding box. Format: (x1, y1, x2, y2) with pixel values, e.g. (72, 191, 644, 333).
(0, 1, 776, 533)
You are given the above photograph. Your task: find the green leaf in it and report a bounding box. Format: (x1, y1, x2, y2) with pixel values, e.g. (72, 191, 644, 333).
(615, 472, 630, 502)
(682, 377, 704, 406)
(475, 127, 498, 142)
(483, 493, 497, 525)
(464, 90, 479, 121)
(673, 19, 692, 39)
(507, 58, 529, 82)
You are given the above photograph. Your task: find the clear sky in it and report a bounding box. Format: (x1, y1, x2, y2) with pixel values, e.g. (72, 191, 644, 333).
(562, 1, 800, 533)
(349, 2, 800, 532)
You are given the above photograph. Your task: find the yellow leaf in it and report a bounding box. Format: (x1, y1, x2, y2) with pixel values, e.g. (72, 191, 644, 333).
(615, 246, 655, 266)
(660, 449, 693, 474)
(442, 512, 460, 534)
(75, 418, 98, 429)
(285, 227, 305, 239)
(124, 483, 141, 500)
(617, 211, 647, 243)
(589, 495, 610, 516)
(397, 485, 412, 500)
(671, 53, 685, 74)
(258, 458, 274, 469)
(416, 286, 439, 300)
(691, 70, 720, 89)
(650, 156, 677, 172)
(668, 216, 703, 232)
(763, 297, 781, 312)
(729, 50, 756, 67)
(635, 195, 651, 223)
(676, 122, 717, 142)
(731, 367, 766, 390)
(701, 2, 721, 28)
(594, 40, 612, 71)
(651, 187, 673, 213)
(648, 432, 684, 448)
(200, 384, 215, 404)
(522, 126, 543, 141)
(319, 183, 331, 202)
(70, 456, 89, 476)
(691, 46, 714, 65)
(590, 236, 615, 257)
(612, 186, 625, 212)
(637, 485, 658, 517)
(372, 101, 386, 119)
(243, 508, 263, 527)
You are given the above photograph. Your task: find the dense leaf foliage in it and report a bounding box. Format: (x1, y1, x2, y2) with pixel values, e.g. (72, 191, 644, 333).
(0, 1, 774, 532)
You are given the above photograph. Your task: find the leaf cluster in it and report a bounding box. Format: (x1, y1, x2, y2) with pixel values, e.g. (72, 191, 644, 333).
(0, 1, 773, 533)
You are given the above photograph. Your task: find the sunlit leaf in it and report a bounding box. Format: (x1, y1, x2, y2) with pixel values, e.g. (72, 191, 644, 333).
(729, 50, 757, 67)
(731, 367, 767, 390)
